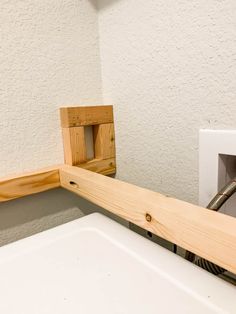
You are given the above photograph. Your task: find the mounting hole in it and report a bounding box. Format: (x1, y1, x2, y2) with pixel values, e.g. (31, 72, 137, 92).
(69, 181, 78, 188)
(147, 231, 153, 238)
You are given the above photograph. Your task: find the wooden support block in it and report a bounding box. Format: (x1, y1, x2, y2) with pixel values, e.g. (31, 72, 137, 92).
(78, 158, 116, 176)
(60, 105, 116, 175)
(60, 106, 113, 128)
(0, 166, 61, 202)
(62, 127, 87, 165)
(60, 165, 236, 275)
(94, 123, 115, 159)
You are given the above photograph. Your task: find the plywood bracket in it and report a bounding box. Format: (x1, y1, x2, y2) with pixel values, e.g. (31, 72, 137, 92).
(60, 105, 116, 175)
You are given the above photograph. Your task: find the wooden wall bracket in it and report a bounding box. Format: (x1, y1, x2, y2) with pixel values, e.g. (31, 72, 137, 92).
(1, 164, 236, 274)
(60, 105, 116, 175)
(0, 105, 236, 274)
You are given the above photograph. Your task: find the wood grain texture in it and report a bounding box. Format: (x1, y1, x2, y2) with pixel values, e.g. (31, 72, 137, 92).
(0, 166, 61, 202)
(60, 165, 236, 274)
(60, 106, 113, 128)
(94, 123, 115, 159)
(62, 127, 87, 165)
(77, 158, 116, 176)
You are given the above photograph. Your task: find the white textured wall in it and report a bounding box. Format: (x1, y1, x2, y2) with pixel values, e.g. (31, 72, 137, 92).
(1, 0, 236, 246)
(0, 0, 104, 244)
(0, 0, 102, 176)
(98, 0, 236, 204)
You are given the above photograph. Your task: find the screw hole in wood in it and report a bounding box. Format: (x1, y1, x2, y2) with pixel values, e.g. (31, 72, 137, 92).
(69, 181, 78, 188)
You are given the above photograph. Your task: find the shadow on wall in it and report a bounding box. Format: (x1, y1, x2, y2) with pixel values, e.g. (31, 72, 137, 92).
(0, 188, 127, 247)
(88, 0, 121, 10)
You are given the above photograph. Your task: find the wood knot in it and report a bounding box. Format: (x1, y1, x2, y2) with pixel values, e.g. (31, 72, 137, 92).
(145, 213, 152, 222)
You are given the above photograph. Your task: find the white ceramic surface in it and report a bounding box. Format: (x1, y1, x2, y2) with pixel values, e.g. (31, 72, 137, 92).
(0, 213, 235, 314)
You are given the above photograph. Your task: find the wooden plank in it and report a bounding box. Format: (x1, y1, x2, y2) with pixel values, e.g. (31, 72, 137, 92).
(62, 127, 87, 165)
(78, 158, 116, 176)
(94, 123, 115, 159)
(60, 105, 116, 176)
(0, 166, 61, 202)
(60, 106, 113, 128)
(60, 165, 236, 274)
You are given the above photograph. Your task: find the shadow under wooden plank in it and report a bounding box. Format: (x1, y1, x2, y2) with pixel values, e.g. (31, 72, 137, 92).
(0, 187, 128, 247)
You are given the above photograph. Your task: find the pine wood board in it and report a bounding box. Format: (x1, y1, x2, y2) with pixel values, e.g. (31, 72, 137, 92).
(62, 127, 87, 165)
(60, 106, 113, 128)
(77, 158, 116, 176)
(0, 166, 61, 202)
(60, 165, 236, 275)
(94, 123, 116, 159)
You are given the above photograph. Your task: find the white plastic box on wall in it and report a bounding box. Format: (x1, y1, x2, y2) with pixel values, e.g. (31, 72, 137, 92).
(199, 130, 236, 217)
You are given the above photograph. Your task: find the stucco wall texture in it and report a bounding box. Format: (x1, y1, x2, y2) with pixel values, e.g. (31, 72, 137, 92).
(0, 0, 102, 176)
(0, 0, 104, 244)
(1, 0, 236, 245)
(98, 0, 236, 204)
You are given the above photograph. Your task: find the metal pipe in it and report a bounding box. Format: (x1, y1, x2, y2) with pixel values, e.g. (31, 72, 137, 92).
(207, 179, 236, 211)
(185, 177, 236, 275)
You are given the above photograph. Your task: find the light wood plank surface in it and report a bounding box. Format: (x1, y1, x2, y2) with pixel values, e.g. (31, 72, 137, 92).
(78, 158, 116, 176)
(60, 165, 236, 274)
(60, 106, 113, 128)
(94, 123, 115, 159)
(62, 127, 87, 165)
(0, 166, 61, 202)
